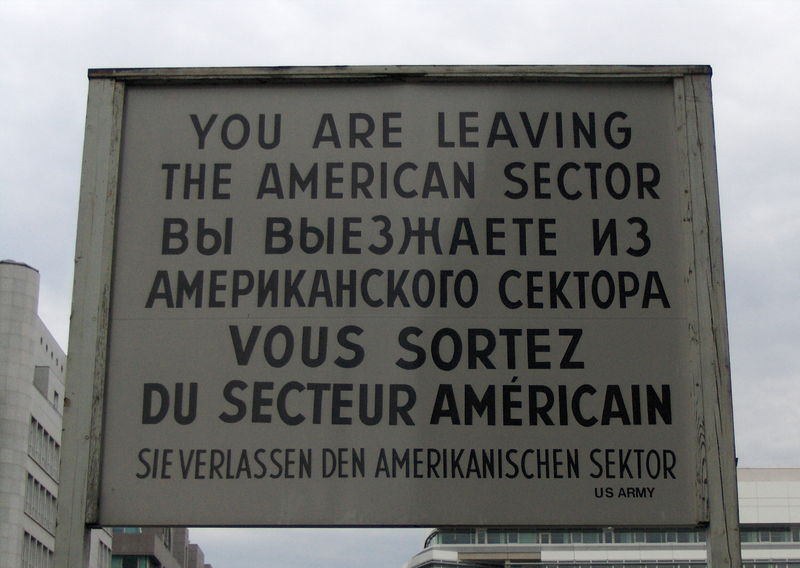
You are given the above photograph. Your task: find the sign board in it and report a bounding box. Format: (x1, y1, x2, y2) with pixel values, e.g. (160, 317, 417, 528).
(66, 66, 736, 528)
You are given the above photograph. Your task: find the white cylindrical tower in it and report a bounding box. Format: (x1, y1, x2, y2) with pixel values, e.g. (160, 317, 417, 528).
(0, 260, 40, 567)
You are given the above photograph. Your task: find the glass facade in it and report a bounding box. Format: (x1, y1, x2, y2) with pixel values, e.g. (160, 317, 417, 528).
(417, 561, 800, 568)
(416, 527, 800, 568)
(740, 528, 800, 543)
(426, 528, 712, 548)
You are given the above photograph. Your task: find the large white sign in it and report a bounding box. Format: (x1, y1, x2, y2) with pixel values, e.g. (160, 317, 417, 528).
(84, 68, 730, 526)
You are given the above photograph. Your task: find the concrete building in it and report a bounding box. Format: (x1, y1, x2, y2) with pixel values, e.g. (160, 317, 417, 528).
(1, 260, 215, 568)
(111, 527, 213, 568)
(405, 468, 800, 568)
(0, 260, 112, 568)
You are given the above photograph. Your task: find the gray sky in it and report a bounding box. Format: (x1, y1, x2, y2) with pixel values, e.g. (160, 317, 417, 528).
(2, 1, 799, 567)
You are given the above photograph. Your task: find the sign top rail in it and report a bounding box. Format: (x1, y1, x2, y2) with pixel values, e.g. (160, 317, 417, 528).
(88, 64, 712, 83)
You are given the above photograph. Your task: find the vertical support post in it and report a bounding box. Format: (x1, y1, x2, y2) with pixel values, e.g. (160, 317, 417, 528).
(682, 72, 741, 568)
(55, 77, 123, 568)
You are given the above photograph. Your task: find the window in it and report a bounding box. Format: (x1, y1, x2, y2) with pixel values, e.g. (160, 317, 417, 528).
(113, 527, 143, 534)
(23, 475, 57, 533)
(580, 530, 602, 543)
(615, 530, 635, 543)
(97, 541, 112, 568)
(441, 531, 473, 545)
(27, 417, 60, 478)
(22, 532, 54, 568)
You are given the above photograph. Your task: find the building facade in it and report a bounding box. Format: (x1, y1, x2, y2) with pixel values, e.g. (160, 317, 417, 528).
(1, 260, 215, 568)
(1, 260, 112, 568)
(111, 527, 214, 568)
(405, 468, 800, 568)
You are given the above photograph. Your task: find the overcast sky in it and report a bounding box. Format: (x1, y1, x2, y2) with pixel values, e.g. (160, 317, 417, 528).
(2, 1, 799, 567)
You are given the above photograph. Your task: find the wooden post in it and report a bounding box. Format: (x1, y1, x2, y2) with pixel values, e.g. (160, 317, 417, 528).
(680, 72, 741, 568)
(54, 77, 122, 568)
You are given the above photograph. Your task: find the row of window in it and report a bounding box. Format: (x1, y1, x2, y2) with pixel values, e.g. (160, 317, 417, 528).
(22, 532, 53, 568)
(25, 474, 57, 533)
(520, 564, 800, 568)
(527, 565, 705, 568)
(424, 563, 800, 568)
(156, 527, 174, 549)
(741, 528, 800, 543)
(40, 336, 64, 372)
(428, 528, 709, 547)
(28, 417, 60, 478)
(428, 526, 800, 548)
(97, 540, 112, 568)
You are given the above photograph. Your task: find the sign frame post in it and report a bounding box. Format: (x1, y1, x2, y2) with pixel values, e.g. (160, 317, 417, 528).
(677, 72, 741, 568)
(55, 77, 123, 567)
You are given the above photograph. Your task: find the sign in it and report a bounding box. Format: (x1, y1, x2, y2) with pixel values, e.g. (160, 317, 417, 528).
(74, 67, 733, 527)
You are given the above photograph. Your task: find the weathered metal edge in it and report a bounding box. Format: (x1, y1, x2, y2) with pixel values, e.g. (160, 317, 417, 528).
(88, 64, 712, 84)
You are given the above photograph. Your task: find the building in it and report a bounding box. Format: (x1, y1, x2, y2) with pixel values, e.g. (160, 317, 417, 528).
(1, 260, 216, 568)
(404, 468, 800, 568)
(111, 527, 213, 568)
(0, 260, 113, 568)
